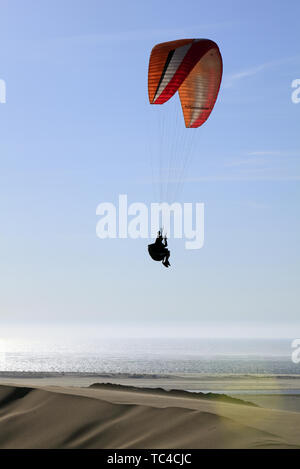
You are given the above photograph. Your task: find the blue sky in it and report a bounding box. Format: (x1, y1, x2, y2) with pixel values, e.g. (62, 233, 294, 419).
(0, 0, 299, 337)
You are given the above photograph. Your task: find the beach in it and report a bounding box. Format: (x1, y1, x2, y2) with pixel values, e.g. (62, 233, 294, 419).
(0, 373, 300, 449)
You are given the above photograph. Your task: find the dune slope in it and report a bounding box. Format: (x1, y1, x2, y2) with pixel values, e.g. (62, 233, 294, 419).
(0, 384, 299, 449)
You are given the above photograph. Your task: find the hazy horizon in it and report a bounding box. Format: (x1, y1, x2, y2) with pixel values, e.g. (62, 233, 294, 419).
(0, 322, 299, 340)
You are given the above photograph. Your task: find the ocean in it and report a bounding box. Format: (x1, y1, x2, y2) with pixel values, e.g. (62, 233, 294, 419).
(0, 334, 299, 375)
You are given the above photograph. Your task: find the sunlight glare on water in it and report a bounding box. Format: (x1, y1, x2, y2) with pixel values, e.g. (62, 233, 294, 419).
(0, 325, 297, 374)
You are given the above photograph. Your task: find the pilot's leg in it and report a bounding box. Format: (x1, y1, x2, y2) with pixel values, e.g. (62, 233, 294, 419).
(163, 249, 171, 267)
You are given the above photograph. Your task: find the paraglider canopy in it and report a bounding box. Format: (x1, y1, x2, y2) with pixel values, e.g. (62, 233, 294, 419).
(148, 39, 223, 128)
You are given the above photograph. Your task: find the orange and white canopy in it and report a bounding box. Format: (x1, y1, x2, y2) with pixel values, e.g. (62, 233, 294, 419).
(148, 39, 223, 128)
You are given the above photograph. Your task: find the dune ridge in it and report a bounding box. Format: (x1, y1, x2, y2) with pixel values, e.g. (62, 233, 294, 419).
(89, 382, 258, 407)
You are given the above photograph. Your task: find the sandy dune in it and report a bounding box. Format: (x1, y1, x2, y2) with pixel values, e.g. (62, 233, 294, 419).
(0, 383, 299, 449)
